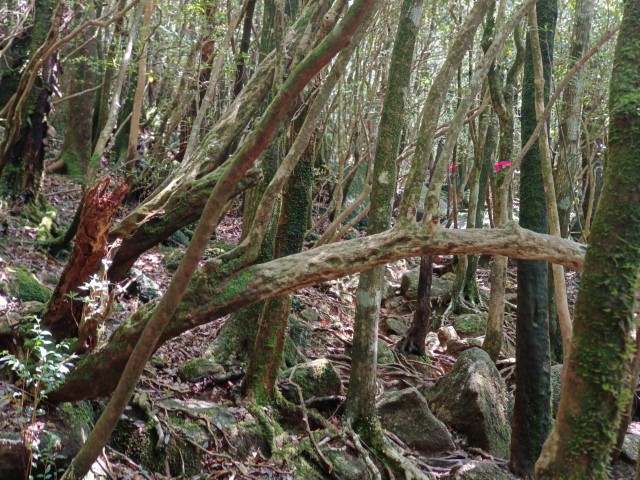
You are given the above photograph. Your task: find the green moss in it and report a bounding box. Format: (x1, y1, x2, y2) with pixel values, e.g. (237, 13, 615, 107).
(7, 266, 52, 302)
(177, 358, 224, 382)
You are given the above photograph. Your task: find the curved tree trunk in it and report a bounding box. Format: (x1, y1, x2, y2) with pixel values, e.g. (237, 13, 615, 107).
(535, 0, 640, 475)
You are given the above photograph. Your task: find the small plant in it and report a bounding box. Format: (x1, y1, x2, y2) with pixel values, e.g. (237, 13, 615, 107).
(1, 317, 78, 480)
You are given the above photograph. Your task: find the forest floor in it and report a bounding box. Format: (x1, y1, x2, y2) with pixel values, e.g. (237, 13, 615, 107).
(1, 171, 636, 480)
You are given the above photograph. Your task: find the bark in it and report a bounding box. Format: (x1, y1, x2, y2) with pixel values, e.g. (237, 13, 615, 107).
(60, 2, 378, 477)
(398, 255, 433, 355)
(398, 0, 492, 223)
(58, 15, 97, 178)
(0, 0, 58, 204)
(107, 0, 333, 281)
(535, 0, 640, 475)
(481, 1, 525, 361)
(510, 1, 557, 477)
(554, 0, 594, 238)
(241, 136, 314, 403)
(233, 0, 257, 97)
(51, 222, 585, 403)
(345, 0, 423, 441)
(124, 0, 154, 183)
(43, 178, 128, 341)
(528, 5, 572, 359)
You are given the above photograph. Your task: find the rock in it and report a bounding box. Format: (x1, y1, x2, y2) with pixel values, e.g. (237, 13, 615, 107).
(378, 388, 454, 455)
(377, 340, 395, 364)
(428, 348, 512, 458)
(281, 359, 342, 400)
(446, 337, 484, 356)
(162, 248, 184, 272)
(448, 461, 518, 479)
(127, 268, 161, 302)
(621, 434, 640, 463)
(400, 269, 455, 301)
(178, 358, 224, 382)
(452, 314, 488, 336)
(300, 308, 319, 323)
(0, 434, 26, 480)
(289, 315, 312, 348)
(438, 326, 459, 346)
(3, 266, 51, 303)
(384, 317, 409, 335)
(162, 229, 190, 247)
(550, 364, 563, 418)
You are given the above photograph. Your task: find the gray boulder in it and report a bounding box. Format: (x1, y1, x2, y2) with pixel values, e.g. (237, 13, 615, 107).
(400, 270, 455, 301)
(621, 434, 640, 463)
(427, 348, 512, 458)
(448, 462, 518, 480)
(377, 388, 454, 455)
(281, 359, 342, 400)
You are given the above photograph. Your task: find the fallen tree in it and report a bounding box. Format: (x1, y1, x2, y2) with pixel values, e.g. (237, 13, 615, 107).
(50, 219, 584, 402)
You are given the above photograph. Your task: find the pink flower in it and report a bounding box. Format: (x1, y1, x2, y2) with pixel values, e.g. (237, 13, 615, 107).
(494, 161, 512, 172)
(449, 164, 457, 172)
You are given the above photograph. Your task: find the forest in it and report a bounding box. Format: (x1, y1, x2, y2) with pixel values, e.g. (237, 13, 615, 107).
(0, 0, 638, 478)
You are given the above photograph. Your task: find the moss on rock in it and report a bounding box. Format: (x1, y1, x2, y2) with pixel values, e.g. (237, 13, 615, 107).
(5, 266, 52, 303)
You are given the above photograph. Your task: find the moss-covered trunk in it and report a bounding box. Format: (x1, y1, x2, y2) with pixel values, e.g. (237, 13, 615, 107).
(510, 2, 556, 477)
(242, 146, 313, 403)
(535, 0, 640, 476)
(346, 0, 422, 440)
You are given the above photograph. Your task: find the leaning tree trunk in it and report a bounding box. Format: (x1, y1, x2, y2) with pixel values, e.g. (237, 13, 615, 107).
(345, 0, 422, 443)
(510, 2, 556, 478)
(535, 0, 640, 476)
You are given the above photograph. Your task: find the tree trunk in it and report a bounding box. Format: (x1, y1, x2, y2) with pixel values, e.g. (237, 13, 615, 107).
(554, 0, 595, 238)
(536, 0, 640, 474)
(398, 255, 433, 355)
(345, 0, 422, 441)
(43, 178, 128, 341)
(510, 1, 557, 477)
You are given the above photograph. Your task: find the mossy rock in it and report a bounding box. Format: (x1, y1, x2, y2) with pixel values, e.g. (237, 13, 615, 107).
(177, 358, 224, 382)
(452, 313, 488, 336)
(377, 340, 395, 364)
(400, 270, 455, 301)
(162, 248, 184, 272)
(281, 359, 342, 401)
(112, 407, 202, 477)
(161, 229, 190, 247)
(4, 266, 52, 303)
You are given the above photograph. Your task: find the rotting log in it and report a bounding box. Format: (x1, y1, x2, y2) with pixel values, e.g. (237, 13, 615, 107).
(43, 177, 128, 340)
(50, 221, 584, 402)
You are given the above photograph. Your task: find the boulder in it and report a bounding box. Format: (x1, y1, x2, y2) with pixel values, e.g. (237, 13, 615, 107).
(281, 359, 342, 400)
(621, 434, 640, 463)
(448, 461, 518, 480)
(177, 358, 224, 382)
(300, 308, 319, 323)
(384, 317, 409, 336)
(452, 314, 488, 336)
(400, 270, 455, 301)
(550, 364, 563, 418)
(427, 348, 512, 458)
(446, 337, 484, 356)
(377, 340, 395, 364)
(162, 248, 184, 272)
(127, 268, 161, 302)
(3, 266, 51, 303)
(378, 388, 454, 455)
(438, 326, 459, 346)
